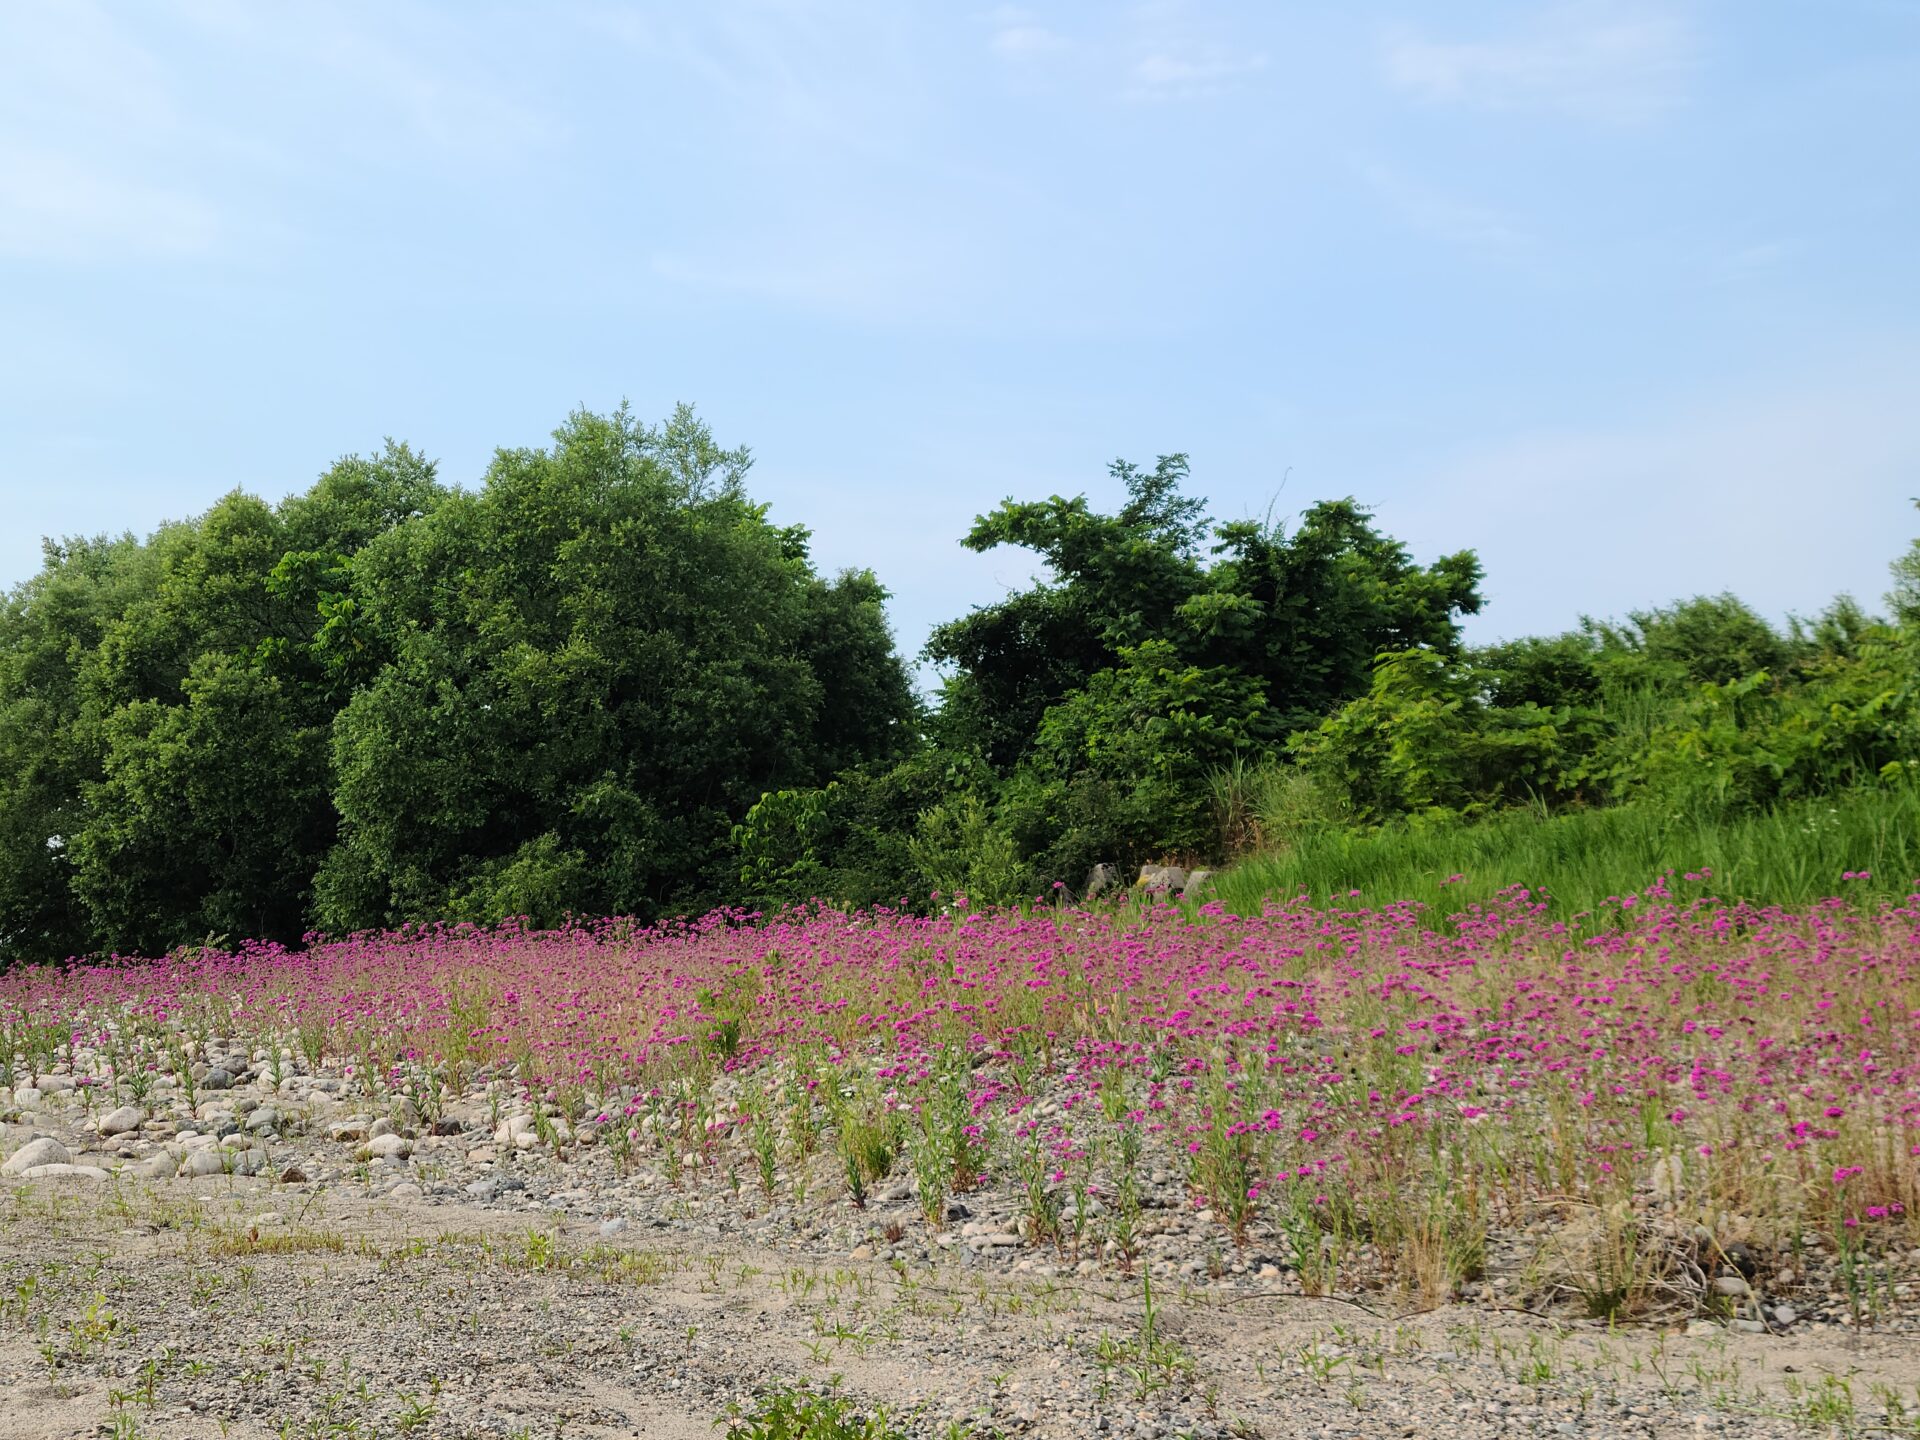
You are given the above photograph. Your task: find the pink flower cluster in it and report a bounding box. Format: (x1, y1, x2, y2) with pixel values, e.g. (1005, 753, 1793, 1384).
(5, 880, 1917, 1234)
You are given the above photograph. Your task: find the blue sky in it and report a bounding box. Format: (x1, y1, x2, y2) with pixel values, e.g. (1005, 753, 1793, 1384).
(3, 1, 1917, 666)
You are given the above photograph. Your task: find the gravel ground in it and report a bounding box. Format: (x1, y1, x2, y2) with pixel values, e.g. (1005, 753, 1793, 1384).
(2, 1054, 1918, 1439)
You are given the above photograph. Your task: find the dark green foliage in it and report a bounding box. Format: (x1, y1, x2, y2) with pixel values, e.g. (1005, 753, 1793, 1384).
(1291, 649, 1591, 824)
(0, 466, 422, 958)
(909, 460, 1483, 884)
(1008, 640, 1280, 876)
(1591, 593, 1792, 687)
(733, 748, 972, 910)
(1196, 499, 1483, 731)
(1296, 571, 1918, 830)
(0, 534, 157, 959)
(316, 406, 915, 931)
(6, 425, 1912, 960)
(925, 455, 1209, 768)
(0, 407, 913, 960)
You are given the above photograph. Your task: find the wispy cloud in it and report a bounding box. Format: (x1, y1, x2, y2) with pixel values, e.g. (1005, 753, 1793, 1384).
(0, 144, 218, 261)
(176, 2, 561, 163)
(993, 24, 1068, 58)
(1360, 162, 1534, 257)
(984, 6, 1068, 59)
(0, 1, 222, 260)
(1712, 238, 1802, 284)
(1381, 3, 1694, 126)
(0, 1, 561, 264)
(1128, 47, 1268, 100)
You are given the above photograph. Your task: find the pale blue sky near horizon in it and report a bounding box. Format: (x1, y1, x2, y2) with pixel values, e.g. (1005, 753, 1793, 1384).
(3, 1, 1917, 669)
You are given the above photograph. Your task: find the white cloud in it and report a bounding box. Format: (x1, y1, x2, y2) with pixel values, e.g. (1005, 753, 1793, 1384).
(983, 7, 1067, 57)
(0, 1, 563, 266)
(1712, 238, 1801, 284)
(1382, 3, 1694, 125)
(1128, 46, 1268, 100)
(0, 144, 218, 261)
(0, 1, 223, 260)
(1359, 162, 1534, 257)
(993, 24, 1068, 58)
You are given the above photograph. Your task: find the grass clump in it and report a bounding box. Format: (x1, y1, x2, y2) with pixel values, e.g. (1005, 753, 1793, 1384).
(721, 1381, 908, 1440)
(1216, 784, 1920, 920)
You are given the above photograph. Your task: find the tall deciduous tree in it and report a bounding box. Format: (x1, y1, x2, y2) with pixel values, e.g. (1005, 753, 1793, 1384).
(316, 405, 915, 930)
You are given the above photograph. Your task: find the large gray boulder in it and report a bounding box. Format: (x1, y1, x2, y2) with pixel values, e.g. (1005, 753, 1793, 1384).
(1136, 864, 1188, 894)
(1084, 863, 1119, 899)
(20, 1163, 111, 1182)
(2, 1136, 73, 1175)
(98, 1104, 145, 1137)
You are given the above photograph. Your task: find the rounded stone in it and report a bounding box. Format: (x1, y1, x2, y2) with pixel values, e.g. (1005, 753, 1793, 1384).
(97, 1104, 145, 1137)
(2, 1136, 73, 1175)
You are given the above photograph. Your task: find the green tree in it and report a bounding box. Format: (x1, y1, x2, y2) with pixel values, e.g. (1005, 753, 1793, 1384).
(1891, 501, 1920, 629)
(914, 459, 1482, 877)
(0, 535, 156, 959)
(1589, 593, 1791, 688)
(1194, 499, 1483, 730)
(1003, 640, 1278, 877)
(1293, 649, 1580, 824)
(317, 405, 915, 930)
(926, 455, 1207, 768)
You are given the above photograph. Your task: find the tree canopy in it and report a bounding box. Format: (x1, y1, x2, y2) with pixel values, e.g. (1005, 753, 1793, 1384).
(0, 406, 912, 960)
(4, 425, 1911, 964)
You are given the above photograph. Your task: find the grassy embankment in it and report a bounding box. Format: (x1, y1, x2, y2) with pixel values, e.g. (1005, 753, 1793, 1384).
(1215, 785, 1920, 918)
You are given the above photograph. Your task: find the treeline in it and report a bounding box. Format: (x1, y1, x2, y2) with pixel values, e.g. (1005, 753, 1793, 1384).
(739, 469, 1919, 907)
(0, 407, 913, 959)
(2, 405, 1915, 961)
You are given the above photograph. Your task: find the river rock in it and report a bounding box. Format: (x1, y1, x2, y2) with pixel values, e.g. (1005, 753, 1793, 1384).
(21, 1163, 111, 1182)
(1136, 864, 1188, 894)
(2, 1137, 73, 1175)
(97, 1105, 145, 1136)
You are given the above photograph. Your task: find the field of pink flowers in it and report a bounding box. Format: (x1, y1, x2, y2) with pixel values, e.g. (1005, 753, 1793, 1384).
(6, 878, 1918, 1314)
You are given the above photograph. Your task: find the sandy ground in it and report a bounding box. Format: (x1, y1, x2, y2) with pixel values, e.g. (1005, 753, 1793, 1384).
(2, 1173, 1917, 1440)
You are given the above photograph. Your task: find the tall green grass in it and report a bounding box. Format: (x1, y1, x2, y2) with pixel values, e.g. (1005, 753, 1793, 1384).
(1215, 786, 1920, 919)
